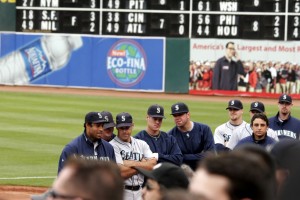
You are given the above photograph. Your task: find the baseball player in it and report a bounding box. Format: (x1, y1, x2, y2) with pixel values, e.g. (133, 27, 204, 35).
(269, 94, 300, 140)
(58, 111, 116, 174)
(235, 113, 276, 149)
(110, 112, 157, 200)
(214, 99, 247, 151)
(227, 101, 278, 149)
(135, 104, 183, 166)
(168, 102, 215, 171)
(100, 111, 116, 142)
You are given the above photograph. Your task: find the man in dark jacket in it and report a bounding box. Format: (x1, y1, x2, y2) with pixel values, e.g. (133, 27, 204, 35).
(236, 113, 276, 149)
(212, 41, 245, 90)
(135, 104, 183, 166)
(269, 94, 300, 140)
(58, 112, 116, 174)
(168, 102, 215, 170)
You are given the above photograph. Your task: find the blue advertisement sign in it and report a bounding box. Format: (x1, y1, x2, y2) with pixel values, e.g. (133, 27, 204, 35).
(0, 34, 165, 92)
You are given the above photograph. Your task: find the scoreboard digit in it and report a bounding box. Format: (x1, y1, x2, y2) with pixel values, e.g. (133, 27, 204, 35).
(15, 0, 300, 40)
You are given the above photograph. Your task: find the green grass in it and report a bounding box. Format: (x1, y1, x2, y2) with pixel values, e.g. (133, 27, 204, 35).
(0, 90, 297, 187)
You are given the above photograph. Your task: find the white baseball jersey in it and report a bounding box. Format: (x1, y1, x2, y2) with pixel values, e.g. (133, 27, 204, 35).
(214, 121, 247, 146)
(110, 136, 154, 187)
(227, 123, 279, 149)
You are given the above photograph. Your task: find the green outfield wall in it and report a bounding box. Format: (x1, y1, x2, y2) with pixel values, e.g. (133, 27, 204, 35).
(0, 1, 16, 31)
(165, 38, 190, 93)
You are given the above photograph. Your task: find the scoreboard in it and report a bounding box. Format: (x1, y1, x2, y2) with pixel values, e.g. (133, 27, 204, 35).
(16, 0, 300, 40)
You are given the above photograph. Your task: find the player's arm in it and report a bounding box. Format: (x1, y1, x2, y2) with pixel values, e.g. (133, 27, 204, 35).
(124, 158, 157, 171)
(183, 126, 216, 161)
(157, 136, 183, 165)
(118, 164, 138, 179)
(58, 145, 77, 174)
(124, 140, 157, 170)
(213, 126, 228, 152)
(109, 142, 138, 179)
(120, 149, 157, 178)
(213, 126, 225, 145)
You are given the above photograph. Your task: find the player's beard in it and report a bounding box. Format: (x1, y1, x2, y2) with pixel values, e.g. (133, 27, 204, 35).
(280, 108, 290, 116)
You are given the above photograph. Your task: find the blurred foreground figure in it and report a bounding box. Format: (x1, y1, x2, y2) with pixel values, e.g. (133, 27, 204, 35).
(269, 139, 300, 199)
(136, 162, 189, 200)
(189, 152, 274, 200)
(32, 158, 123, 200)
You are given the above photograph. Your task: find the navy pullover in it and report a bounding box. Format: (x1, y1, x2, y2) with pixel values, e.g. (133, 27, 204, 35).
(236, 134, 276, 149)
(135, 130, 183, 166)
(168, 122, 215, 170)
(269, 112, 300, 140)
(58, 132, 116, 174)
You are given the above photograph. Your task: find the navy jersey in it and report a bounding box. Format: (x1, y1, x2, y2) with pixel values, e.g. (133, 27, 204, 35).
(135, 130, 183, 166)
(58, 132, 116, 174)
(269, 112, 300, 140)
(212, 56, 245, 90)
(235, 134, 276, 149)
(168, 122, 215, 170)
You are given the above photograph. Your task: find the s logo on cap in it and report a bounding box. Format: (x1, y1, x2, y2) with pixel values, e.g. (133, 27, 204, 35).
(175, 105, 179, 111)
(231, 100, 234, 105)
(122, 116, 126, 121)
(254, 102, 258, 107)
(283, 95, 287, 100)
(157, 107, 161, 113)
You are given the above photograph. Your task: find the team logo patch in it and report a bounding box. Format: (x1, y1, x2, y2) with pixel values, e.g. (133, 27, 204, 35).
(107, 39, 147, 87)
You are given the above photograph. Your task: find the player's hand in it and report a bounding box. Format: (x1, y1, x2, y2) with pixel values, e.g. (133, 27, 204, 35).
(147, 158, 157, 166)
(123, 160, 136, 167)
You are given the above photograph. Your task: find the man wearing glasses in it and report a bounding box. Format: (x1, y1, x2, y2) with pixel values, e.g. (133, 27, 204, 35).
(269, 94, 300, 140)
(110, 112, 157, 200)
(212, 41, 246, 90)
(227, 101, 278, 149)
(168, 102, 215, 171)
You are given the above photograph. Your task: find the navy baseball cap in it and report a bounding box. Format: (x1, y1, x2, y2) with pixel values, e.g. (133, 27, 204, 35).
(171, 102, 189, 115)
(278, 94, 292, 104)
(101, 111, 116, 129)
(250, 101, 265, 113)
(147, 104, 165, 118)
(116, 112, 133, 128)
(85, 112, 107, 123)
(135, 162, 189, 189)
(226, 100, 243, 110)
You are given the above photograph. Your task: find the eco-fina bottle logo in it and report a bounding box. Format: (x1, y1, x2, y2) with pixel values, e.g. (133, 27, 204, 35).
(107, 39, 147, 87)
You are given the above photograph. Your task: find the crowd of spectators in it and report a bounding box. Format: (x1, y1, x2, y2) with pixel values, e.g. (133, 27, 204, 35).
(189, 60, 300, 94)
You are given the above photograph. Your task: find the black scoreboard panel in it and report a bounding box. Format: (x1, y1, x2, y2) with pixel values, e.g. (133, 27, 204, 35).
(17, 10, 100, 34)
(16, 0, 300, 40)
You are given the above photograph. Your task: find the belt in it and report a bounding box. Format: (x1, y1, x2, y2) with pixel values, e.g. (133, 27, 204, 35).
(124, 185, 141, 191)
